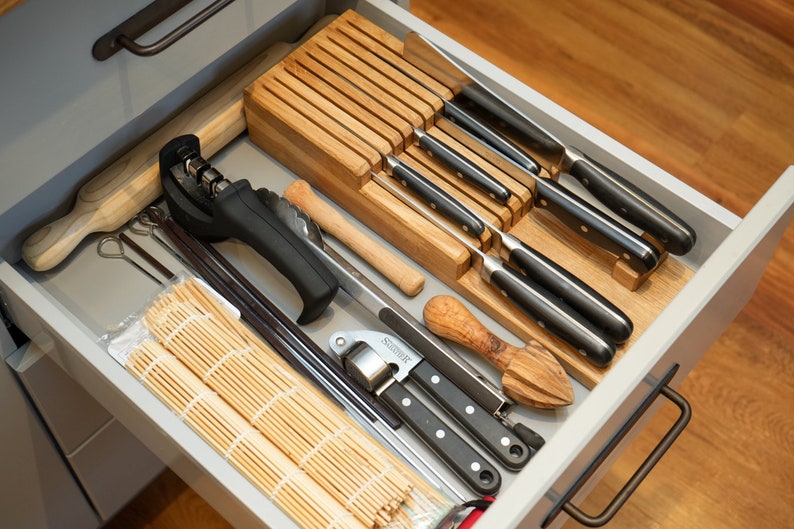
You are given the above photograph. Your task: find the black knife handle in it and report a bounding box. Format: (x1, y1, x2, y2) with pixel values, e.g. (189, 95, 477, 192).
(502, 235, 633, 343)
(379, 381, 502, 495)
(534, 177, 661, 275)
(410, 361, 530, 470)
(568, 157, 696, 255)
(387, 155, 486, 236)
(443, 99, 542, 175)
(414, 128, 512, 204)
(488, 263, 616, 367)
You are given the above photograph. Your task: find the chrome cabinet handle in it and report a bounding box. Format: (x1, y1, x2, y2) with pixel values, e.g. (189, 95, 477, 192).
(544, 364, 691, 527)
(93, 0, 235, 60)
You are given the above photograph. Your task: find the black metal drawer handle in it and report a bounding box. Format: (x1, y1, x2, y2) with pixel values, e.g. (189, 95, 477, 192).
(544, 364, 691, 527)
(93, 0, 236, 61)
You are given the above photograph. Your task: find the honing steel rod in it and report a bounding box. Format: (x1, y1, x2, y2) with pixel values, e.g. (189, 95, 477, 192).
(283, 179, 426, 297)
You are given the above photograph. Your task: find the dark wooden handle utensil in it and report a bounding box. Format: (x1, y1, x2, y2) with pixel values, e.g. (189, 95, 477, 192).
(423, 295, 574, 408)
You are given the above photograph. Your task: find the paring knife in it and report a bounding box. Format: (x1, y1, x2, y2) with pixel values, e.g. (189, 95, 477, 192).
(367, 48, 661, 274)
(373, 173, 616, 367)
(411, 126, 512, 205)
(403, 32, 697, 256)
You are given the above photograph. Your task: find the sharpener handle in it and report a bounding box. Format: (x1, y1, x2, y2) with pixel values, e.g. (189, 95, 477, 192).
(212, 181, 339, 324)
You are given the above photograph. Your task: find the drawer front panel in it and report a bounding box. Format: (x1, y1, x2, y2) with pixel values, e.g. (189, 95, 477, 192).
(7, 341, 113, 454)
(475, 169, 794, 527)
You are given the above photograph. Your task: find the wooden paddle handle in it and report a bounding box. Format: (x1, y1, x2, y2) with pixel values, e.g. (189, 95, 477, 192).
(423, 294, 518, 371)
(283, 180, 425, 297)
(21, 43, 295, 272)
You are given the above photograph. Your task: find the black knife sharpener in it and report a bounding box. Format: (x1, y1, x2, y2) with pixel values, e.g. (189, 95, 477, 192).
(159, 134, 339, 324)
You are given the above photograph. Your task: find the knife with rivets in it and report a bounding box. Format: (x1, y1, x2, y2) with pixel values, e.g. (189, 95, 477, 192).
(402, 32, 696, 255)
(366, 47, 661, 274)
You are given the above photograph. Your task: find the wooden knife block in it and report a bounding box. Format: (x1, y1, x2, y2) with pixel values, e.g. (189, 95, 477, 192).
(243, 10, 694, 388)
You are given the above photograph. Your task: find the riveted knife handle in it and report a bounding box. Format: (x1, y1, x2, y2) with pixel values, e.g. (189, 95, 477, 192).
(387, 155, 486, 236)
(379, 381, 502, 496)
(503, 236, 633, 343)
(568, 156, 696, 255)
(489, 263, 616, 367)
(410, 361, 530, 470)
(414, 128, 512, 204)
(534, 177, 661, 275)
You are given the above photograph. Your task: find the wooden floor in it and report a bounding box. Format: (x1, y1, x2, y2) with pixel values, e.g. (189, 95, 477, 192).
(106, 1, 794, 528)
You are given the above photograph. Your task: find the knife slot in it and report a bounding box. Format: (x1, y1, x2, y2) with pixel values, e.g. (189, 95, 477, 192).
(270, 67, 398, 155)
(312, 32, 443, 119)
(242, 9, 696, 388)
(324, 27, 446, 111)
(302, 44, 431, 130)
(331, 14, 456, 101)
(399, 147, 511, 232)
(280, 59, 409, 152)
(402, 145, 517, 229)
(424, 125, 535, 218)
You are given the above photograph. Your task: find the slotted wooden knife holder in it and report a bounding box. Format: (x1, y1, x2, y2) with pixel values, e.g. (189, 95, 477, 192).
(243, 10, 694, 388)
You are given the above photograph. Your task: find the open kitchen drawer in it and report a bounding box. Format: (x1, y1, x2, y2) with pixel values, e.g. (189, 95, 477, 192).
(1, 1, 793, 528)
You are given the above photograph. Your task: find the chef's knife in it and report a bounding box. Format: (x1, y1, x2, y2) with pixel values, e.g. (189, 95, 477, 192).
(403, 32, 697, 255)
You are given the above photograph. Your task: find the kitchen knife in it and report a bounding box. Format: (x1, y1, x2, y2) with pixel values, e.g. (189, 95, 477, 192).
(403, 32, 697, 255)
(330, 329, 530, 472)
(412, 126, 512, 204)
(330, 332, 504, 495)
(366, 48, 661, 274)
(374, 173, 616, 367)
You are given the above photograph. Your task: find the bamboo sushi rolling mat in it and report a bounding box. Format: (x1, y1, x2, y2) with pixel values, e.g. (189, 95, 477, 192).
(125, 278, 454, 529)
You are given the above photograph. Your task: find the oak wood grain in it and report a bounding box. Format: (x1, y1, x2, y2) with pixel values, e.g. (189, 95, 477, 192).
(106, 1, 794, 528)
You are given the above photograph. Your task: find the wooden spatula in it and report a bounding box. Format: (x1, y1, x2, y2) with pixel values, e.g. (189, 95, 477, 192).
(423, 295, 574, 409)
